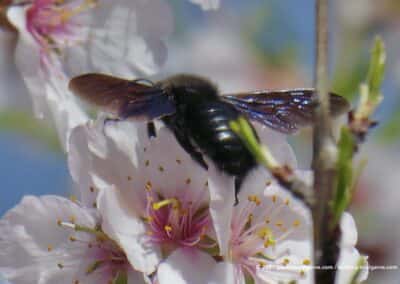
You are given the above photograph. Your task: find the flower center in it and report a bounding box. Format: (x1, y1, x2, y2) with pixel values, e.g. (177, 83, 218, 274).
(143, 183, 215, 250)
(26, 0, 97, 48)
(230, 194, 309, 281)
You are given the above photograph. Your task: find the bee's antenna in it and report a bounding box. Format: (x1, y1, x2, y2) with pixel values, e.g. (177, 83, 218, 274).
(132, 78, 156, 87)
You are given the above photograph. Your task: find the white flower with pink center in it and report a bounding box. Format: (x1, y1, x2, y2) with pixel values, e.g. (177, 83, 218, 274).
(68, 120, 218, 275)
(26, 0, 95, 59)
(0, 195, 147, 284)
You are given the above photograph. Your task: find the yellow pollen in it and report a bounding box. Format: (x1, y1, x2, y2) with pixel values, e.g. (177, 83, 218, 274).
(282, 258, 290, 265)
(69, 195, 78, 203)
(47, 245, 53, 252)
(247, 195, 261, 205)
(275, 221, 283, 227)
(164, 225, 172, 232)
(285, 199, 290, 205)
(300, 270, 306, 277)
(259, 261, 266, 268)
(69, 236, 77, 242)
(152, 198, 180, 210)
(57, 219, 62, 226)
(69, 215, 76, 224)
(257, 227, 272, 239)
(293, 219, 301, 227)
(302, 259, 311, 265)
(272, 195, 277, 203)
(145, 181, 152, 191)
(263, 235, 276, 248)
(146, 231, 154, 236)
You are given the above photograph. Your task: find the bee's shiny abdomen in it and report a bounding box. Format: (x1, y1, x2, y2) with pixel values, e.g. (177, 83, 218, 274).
(185, 100, 256, 176)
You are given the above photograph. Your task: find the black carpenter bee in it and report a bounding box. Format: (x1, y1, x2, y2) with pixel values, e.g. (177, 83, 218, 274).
(69, 73, 349, 204)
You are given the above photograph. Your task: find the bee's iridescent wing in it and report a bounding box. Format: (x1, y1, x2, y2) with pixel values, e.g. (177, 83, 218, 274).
(69, 73, 175, 120)
(222, 89, 349, 134)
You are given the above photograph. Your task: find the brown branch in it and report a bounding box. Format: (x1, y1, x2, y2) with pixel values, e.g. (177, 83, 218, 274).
(312, 0, 340, 283)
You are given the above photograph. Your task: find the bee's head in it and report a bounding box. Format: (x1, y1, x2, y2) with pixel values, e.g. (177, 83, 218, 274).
(161, 74, 218, 105)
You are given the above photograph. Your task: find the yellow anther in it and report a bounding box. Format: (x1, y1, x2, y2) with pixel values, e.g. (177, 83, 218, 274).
(69, 236, 77, 242)
(69, 215, 76, 224)
(69, 195, 78, 203)
(285, 199, 290, 205)
(247, 195, 261, 205)
(152, 198, 180, 210)
(158, 165, 164, 172)
(275, 221, 283, 227)
(259, 261, 266, 268)
(263, 235, 276, 248)
(47, 245, 53, 252)
(145, 181, 152, 191)
(272, 195, 277, 203)
(293, 219, 301, 227)
(57, 219, 62, 226)
(282, 258, 290, 265)
(302, 259, 311, 265)
(146, 231, 154, 236)
(164, 225, 172, 232)
(257, 227, 272, 239)
(300, 270, 305, 277)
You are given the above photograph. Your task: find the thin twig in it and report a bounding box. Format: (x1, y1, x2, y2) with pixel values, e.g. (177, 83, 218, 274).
(312, 0, 340, 283)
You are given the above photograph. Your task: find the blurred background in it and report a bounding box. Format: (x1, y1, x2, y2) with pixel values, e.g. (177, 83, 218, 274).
(0, 0, 399, 283)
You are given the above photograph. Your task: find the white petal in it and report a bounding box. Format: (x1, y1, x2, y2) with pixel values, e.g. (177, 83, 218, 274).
(97, 187, 161, 274)
(0, 196, 98, 284)
(65, 0, 173, 77)
(189, 0, 221, 10)
(335, 212, 368, 284)
(207, 163, 235, 256)
(45, 71, 89, 151)
(340, 212, 358, 248)
(157, 248, 217, 284)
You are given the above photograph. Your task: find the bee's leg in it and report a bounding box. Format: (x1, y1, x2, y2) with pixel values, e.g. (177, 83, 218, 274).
(147, 121, 157, 139)
(234, 171, 251, 206)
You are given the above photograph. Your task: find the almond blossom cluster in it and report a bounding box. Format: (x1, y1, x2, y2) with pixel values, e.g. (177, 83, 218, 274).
(0, 1, 367, 284)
